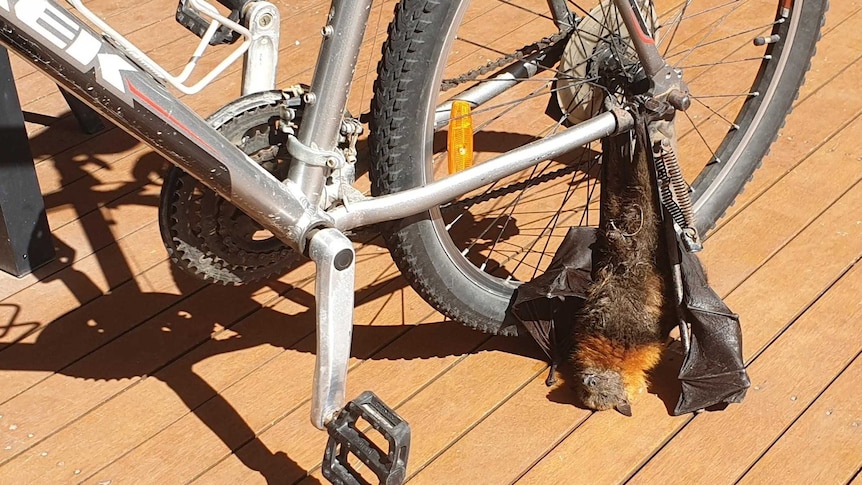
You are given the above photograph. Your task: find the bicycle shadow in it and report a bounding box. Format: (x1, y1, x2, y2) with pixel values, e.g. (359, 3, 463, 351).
(2, 118, 321, 481)
(0, 106, 631, 484)
(0, 118, 552, 483)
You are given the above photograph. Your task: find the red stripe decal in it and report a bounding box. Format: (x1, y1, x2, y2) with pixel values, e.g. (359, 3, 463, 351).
(629, 10, 655, 45)
(126, 80, 216, 153)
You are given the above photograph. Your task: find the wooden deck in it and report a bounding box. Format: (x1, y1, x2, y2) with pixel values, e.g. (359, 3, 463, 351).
(1, 1, 861, 483)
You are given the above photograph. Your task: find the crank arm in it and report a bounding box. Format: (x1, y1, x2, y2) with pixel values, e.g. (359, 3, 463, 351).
(308, 228, 356, 429)
(308, 228, 412, 484)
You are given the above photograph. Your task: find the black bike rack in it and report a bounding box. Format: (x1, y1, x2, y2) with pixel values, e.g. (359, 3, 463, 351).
(0, 47, 104, 277)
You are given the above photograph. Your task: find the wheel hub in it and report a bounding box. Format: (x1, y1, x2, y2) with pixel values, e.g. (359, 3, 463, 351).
(557, 0, 657, 124)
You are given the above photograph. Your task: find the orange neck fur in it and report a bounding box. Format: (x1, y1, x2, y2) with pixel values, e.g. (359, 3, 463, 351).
(573, 334, 664, 398)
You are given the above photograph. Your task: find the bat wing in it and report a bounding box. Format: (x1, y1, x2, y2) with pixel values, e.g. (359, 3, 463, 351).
(512, 227, 594, 366)
(673, 249, 751, 415)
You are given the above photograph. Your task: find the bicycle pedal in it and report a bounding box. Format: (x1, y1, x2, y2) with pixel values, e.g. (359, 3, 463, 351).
(322, 391, 410, 485)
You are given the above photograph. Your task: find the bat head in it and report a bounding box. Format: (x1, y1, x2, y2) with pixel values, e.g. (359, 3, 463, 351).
(577, 367, 632, 416)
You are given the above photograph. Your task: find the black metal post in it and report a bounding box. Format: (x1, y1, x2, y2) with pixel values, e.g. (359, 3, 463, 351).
(0, 47, 55, 276)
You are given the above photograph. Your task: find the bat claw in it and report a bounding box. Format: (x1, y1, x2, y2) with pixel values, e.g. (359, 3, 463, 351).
(545, 363, 558, 386)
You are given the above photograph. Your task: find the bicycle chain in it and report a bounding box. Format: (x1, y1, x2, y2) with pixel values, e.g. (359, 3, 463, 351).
(441, 29, 572, 91)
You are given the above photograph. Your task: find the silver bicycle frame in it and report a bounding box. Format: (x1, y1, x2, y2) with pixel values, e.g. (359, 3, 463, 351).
(0, 0, 667, 429)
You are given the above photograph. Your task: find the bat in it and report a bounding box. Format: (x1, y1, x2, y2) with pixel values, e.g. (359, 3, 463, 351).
(512, 113, 749, 416)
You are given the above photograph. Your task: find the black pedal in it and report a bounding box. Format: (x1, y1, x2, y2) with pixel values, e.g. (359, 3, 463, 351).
(175, 0, 252, 45)
(323, 391, 410, 485)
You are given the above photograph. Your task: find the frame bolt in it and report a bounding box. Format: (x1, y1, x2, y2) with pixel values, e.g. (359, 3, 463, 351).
(303, 92, 317, 105)
(321, 25, 334, 37)
(667, 90, 691, 111)
(258, 13, 273, 28)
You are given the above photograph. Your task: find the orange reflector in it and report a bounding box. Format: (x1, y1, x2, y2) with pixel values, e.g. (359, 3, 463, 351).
(447, 100, 474, 174)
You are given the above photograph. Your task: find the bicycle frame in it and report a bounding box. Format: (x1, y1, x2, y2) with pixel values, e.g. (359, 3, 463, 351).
(0, 0, 673, 429)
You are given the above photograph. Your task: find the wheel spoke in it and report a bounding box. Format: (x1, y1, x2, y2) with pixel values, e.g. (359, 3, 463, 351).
(691, 95, 740, 130)
(660, 0, 693, 56)
(682, 109, 720, 164)
(382, 0, 815, 313)
(676, 55, 765, 69)
(670, 0, 746, 67)
(667, 21, 781, 63)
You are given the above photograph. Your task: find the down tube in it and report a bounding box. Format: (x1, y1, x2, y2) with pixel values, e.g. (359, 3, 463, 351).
(0, 0, 322, 250)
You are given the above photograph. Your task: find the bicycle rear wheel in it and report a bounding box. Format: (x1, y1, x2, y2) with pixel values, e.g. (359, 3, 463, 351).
(370, 0, 828, 336)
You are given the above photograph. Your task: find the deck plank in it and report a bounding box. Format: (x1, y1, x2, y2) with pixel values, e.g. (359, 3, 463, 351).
(700, 112, 862, 297)
(0, 1, 859, 483)
(628, 258, 862, 484)
(404, 374, 590, 485)
(518, 120, 862, 484)
(87, 319, 486, 484)
(737, 354, 862, 484)
(0, 185, 183, 346)
(0, 236, 397, 466)
(194, 336, 547, 484)
(715, 4, 862, 224)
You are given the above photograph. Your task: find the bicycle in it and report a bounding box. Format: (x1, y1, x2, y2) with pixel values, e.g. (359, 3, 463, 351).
(0, 0, 827, 482)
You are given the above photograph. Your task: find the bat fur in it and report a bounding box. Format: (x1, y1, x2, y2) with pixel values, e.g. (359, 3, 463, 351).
(571, 133, 676, 416)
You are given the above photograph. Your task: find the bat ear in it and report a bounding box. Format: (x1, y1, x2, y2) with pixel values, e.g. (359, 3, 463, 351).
(614, 400, 633, 417)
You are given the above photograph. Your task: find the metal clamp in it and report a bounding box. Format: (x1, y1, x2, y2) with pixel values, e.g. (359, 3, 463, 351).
(288, 135, 347, 169)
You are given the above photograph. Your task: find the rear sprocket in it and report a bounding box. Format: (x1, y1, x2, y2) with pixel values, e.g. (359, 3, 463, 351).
(158, 89, 305, 285)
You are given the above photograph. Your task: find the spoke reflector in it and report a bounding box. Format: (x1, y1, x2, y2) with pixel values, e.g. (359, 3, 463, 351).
(448, 101, 474, 174)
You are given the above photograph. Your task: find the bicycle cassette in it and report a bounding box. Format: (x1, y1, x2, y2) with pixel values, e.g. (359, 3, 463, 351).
(158, 89, 306, 285)
(557, 0, 657, 124)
